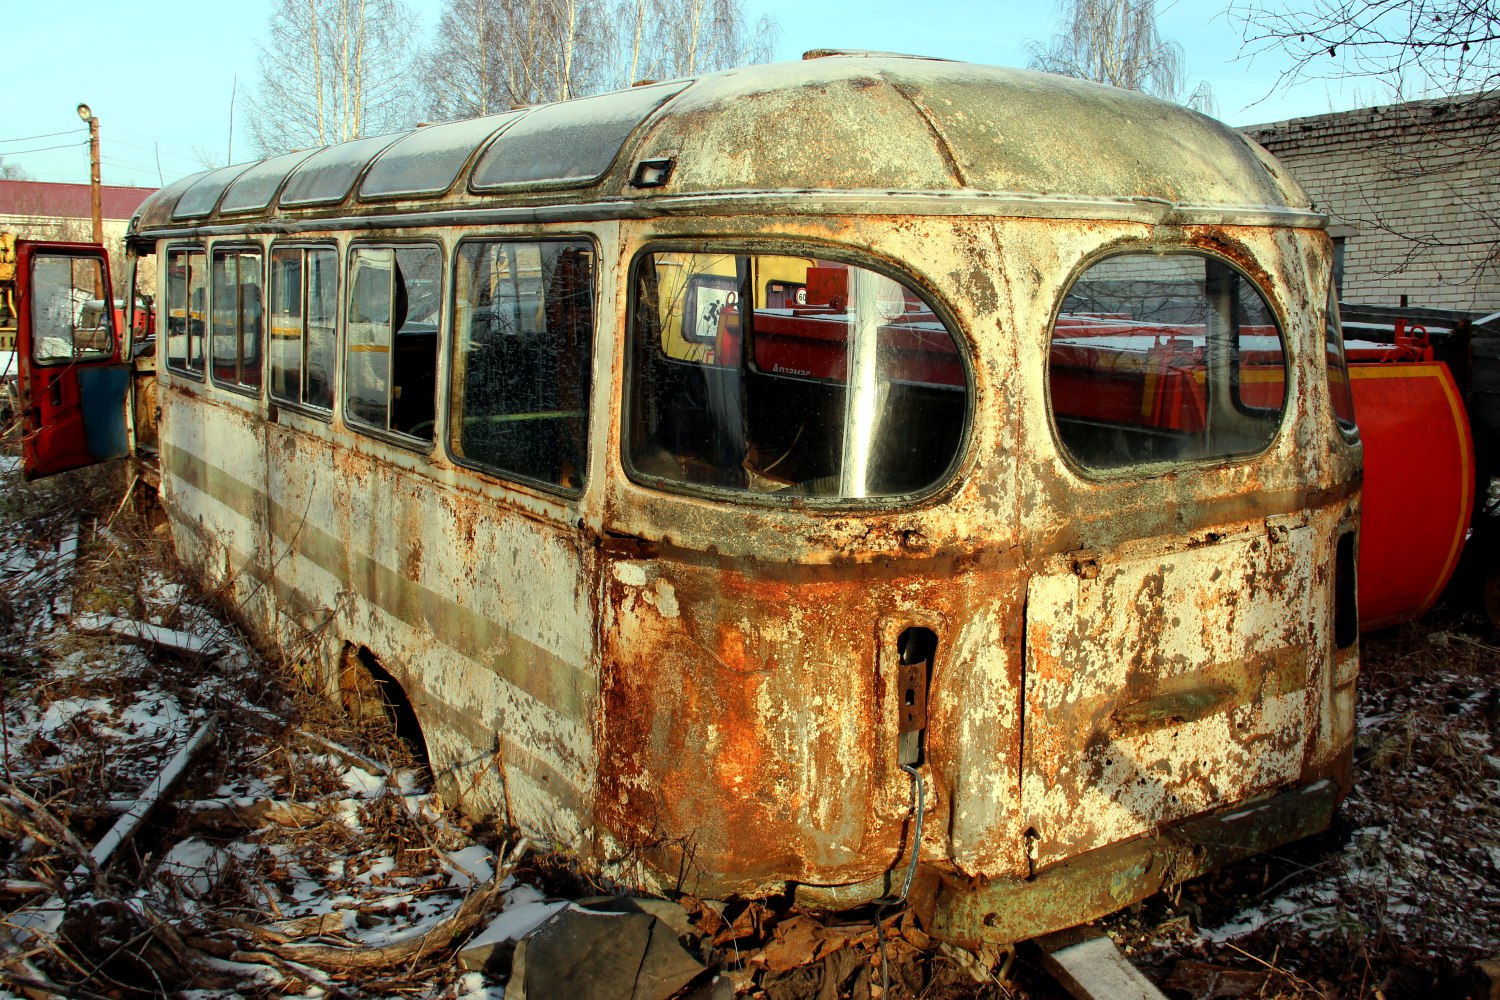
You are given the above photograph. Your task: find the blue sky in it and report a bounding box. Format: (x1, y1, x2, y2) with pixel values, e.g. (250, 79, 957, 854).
(5, 0, 1383, 189)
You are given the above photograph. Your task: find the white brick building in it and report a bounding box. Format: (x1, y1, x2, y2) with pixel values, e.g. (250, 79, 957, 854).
(1242, 96, 1500, 312)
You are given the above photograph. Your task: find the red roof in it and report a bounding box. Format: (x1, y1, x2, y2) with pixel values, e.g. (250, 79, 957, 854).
(0, 180, 157, 221)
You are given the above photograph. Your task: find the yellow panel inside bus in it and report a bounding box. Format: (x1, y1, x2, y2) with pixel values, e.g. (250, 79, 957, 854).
(653, 253, 817, 362)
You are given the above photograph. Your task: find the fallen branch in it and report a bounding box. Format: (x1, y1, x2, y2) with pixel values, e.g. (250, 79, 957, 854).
(0, 783, 102, 892)
(0, 881, 51, 897)
(0, 967, 116, 1000)
(89, 714, 219, 868)
(236, 705, 392, 776)
(49, 523, 79, 619)
(170, 796, 325, 836)
(70, 614, 224, 660)
(1, 716, 219, 957)
(256, 837, 529, 972)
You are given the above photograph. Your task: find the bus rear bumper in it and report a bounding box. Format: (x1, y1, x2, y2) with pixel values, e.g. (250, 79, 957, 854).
(927, 777, 1341, 948)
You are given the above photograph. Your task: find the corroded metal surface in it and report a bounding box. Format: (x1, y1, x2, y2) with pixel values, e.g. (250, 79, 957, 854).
(130, 55, 1317, 236)
(139, 56, 1359, 947)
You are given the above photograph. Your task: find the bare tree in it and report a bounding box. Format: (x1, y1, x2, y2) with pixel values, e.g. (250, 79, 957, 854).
(1232, 0, 1500, 99)
(247, 0, 424, 155)
(646, 0, 776, 81)
(1027, 0, 1216, 114)
(0, 158, 28, 181)
(419, 0, 777, 120)
(423, 0, 608, 114)
(1232, 2, 1500, 288)
(423, 0, 510, 118)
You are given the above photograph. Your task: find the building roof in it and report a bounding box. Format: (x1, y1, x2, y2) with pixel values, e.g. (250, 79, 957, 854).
(135, 54, 1315, 233)
(0, 180, 158, 222)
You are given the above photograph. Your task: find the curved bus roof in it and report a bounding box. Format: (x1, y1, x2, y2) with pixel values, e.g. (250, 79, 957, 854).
(131, 53, 1319, 237)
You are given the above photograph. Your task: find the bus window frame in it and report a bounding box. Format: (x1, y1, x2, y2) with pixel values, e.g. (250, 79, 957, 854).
(163, 242, 208, 382)
(1043, 244, 1294, 482)
(207, 240, 267, 399)
(622, 239, 975, 511)
(341, 238, 445, 452)
(267, 239, 340, 422)
(444, 233, 600, 500)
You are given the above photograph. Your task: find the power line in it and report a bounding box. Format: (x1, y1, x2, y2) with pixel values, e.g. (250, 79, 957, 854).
(0, 141, 89, 157)
(0, 128, 84, 145)
(102, 155, 165, 175)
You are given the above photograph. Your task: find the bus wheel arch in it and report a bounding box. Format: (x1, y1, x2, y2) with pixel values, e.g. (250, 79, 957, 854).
(338, 643, 432, 768)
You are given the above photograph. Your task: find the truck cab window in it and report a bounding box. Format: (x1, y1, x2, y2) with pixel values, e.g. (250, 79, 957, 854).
(29, 255, 114, 364)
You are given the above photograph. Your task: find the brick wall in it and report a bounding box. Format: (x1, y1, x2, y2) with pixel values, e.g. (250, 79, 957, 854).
(1242, 96, 1500, 312)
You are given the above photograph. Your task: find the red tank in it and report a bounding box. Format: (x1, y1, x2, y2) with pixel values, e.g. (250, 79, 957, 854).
(1346, 325, 1475, 629)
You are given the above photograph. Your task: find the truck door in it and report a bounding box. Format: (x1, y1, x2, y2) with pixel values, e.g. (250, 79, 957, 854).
(16, 241, 131, 480)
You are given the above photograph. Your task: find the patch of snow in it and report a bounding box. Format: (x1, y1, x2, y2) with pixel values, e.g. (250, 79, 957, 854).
(502, 884, 547, 909)
(158, 838, 231, 898)
(466, 899, 568, 951)
(454, 970, 506, 1000)
(342, 765, 387, 797)
(445, 845, 496, 888)
(40, 697, 112, 735)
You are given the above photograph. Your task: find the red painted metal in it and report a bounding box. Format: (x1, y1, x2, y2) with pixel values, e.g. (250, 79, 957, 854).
(16, 240, 125, 480)
(1348, 357, 1475, 628)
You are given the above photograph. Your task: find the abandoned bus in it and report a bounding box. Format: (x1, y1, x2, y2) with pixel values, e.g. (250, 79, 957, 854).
(15, 53, 1361, 946)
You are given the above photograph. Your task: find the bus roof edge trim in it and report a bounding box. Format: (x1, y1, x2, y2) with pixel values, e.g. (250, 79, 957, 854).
(136, 189, 1329, 240)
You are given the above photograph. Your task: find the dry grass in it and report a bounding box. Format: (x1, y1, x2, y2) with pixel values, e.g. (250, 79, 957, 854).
(2, 460, 1496, 999)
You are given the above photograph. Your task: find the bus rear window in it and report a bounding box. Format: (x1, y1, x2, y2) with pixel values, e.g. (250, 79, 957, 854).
(627, 251, 967, 500)
(1048, 252, 1286, 472)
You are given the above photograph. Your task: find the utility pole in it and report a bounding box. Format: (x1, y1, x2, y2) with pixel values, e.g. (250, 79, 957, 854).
(76, 104, 103, 246)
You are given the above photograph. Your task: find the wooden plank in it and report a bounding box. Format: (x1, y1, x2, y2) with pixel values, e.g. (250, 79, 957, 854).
(1038, 931, 1168, 1000)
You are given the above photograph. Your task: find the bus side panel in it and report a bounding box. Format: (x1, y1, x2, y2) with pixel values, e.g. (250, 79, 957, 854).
(161, 384, 599, 842)
(160, 388, 272, 629)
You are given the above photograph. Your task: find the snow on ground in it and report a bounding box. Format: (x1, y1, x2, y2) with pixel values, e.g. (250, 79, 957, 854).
(0, 463, 537, 998)
(3, 460, 1497, 999)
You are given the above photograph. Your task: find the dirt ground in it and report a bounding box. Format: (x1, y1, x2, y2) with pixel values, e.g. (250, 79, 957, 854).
(0, 460, 1496, 1000)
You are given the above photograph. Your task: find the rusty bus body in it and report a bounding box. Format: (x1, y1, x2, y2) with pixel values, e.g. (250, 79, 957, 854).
(20, 54, 1360, 945)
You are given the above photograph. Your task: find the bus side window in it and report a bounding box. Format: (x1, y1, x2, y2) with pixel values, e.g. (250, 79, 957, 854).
(345, 245, 440, 441)
(449, 240, 594, 490)
(165, 247, 206, 377)
(210, 247, 263, 392)
(270, 246, 338, 412)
